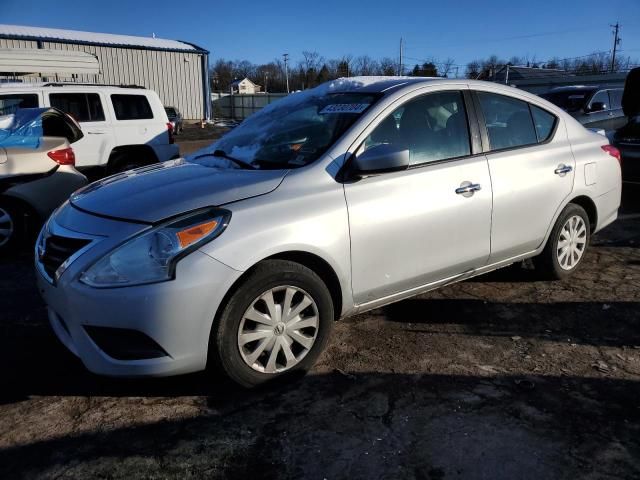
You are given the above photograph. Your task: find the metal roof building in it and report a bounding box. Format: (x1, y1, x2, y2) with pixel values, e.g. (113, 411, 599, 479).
(0, 24, 210, 120)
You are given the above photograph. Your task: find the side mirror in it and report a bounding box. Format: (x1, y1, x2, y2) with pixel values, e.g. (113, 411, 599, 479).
(352, 144, 410, 176)
(587, 101, 606, 113)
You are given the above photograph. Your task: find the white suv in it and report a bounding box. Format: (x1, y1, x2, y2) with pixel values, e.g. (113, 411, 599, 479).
(0, 84, 180, 174)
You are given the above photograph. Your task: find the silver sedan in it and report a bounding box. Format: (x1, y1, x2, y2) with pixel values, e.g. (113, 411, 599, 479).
(35, 77, 621, 387)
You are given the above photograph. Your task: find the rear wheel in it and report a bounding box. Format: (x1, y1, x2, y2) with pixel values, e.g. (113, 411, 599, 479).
(535, 203, 590, 280)
(210, 259, 334, 388)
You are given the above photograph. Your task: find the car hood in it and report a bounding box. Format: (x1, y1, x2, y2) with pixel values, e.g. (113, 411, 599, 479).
(70, 159, 287, 223)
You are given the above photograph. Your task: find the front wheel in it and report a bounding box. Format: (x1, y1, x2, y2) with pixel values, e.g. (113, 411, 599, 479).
(0, 200, 26, 255)
(534, 203, 591, 280)
(210, 260, 334, 388)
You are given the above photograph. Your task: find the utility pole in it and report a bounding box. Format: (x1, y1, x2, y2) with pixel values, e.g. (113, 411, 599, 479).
(610, 22, 621, 73)
(283, 53, 290, 93)
(398, 37, 403, 76)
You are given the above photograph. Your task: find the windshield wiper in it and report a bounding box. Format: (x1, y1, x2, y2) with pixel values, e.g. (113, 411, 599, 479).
(194, 149, 256, 169)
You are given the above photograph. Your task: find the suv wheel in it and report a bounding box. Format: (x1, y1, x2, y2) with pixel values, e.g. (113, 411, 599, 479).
(107, 151, 156, 174)
(535, 203, 590, 280)
(210, 259, 334, 388)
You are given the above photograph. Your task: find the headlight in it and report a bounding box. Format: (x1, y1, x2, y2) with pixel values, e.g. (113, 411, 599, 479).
(80, 208, 230, 288)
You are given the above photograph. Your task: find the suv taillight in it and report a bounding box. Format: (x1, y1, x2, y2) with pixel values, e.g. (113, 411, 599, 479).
(167, 122, 175, 144)
(47, 147, 75, 166)
(601, 145, 622, 165)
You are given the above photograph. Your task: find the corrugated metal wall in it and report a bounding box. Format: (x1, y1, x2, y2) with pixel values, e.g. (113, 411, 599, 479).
(0, 38, 205, 120)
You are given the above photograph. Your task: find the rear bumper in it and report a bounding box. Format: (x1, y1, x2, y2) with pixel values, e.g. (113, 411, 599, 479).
(151, 144, 180, 161)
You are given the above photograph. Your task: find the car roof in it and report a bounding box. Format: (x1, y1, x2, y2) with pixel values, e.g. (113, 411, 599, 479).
(545, 85, 622, 93)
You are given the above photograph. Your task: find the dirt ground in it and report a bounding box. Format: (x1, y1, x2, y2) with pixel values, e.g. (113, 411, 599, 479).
(0, 146, 639, 478)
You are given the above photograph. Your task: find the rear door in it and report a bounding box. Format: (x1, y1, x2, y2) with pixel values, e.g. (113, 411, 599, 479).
(46, 91, 114, 168)
(344, 88, 492, 305)
(474, 90, 575, 263)
(109, 93, 165, 147)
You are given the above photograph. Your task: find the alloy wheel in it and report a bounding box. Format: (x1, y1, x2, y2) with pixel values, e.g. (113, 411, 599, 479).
(0, 207, 14, 247)
(238, 286, 319, 373)
(556, 215, 587, 270)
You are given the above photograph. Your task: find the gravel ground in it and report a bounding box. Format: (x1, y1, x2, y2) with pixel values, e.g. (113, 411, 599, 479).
(0, 173, 638, 479)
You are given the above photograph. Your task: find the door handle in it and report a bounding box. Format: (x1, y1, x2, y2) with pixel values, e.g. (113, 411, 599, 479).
(554, 164, 573, 176)
(87, 131, 106, 135)
(455, 182, 481, 197)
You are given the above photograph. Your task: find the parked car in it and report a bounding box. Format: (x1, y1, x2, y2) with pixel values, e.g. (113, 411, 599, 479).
(165, 106, 183, 134)
(1, 108, 86, 252)
(612, 67, 640, 181)
(540, 85, 626, 131)
(35, 77, 621, 387)
(0, 83, 179, 175)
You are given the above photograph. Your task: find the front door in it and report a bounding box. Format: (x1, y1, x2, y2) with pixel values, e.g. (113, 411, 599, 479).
(344, 90, 492, 305)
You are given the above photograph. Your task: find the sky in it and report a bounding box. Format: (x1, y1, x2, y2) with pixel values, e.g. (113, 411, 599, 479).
(2, 0, 640, 72)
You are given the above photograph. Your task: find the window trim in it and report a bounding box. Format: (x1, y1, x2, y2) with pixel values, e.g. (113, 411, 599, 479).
(110, 93, 154, 121)
(471, 90, 559, 154)
(350, 89, 479, 173)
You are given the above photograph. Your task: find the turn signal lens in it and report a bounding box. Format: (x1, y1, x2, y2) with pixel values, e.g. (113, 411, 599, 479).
(176, 220, 219, 248)
(601, 145, 622, 165)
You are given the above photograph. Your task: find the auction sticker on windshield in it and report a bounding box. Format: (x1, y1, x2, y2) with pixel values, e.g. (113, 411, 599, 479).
(319, 103, 370, 114)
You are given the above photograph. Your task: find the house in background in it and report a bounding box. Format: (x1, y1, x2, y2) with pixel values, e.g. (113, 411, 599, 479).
(230, 77, 261, 94)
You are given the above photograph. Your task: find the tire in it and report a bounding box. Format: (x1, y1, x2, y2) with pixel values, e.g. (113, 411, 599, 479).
(210, 259, 334, 388)
(534, 203, 591, 280)
(0, 199, 26, 255)
(107, 151, 156, 175)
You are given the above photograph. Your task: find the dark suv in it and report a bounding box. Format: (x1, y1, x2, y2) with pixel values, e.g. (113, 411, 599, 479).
(613, 68, 640, 181)
(541, 86, 625, 131)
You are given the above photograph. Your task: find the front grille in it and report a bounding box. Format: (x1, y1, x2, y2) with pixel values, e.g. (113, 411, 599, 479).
(40, 235, 91, 279)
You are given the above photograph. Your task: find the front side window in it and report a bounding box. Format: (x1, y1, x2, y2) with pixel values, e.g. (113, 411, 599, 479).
(49, 93, 105, 122)
(589, 90, 610, 111)
(362, 91, 471, 166)
(111, 94, 153, 120)
(194, 91, 380, 169)
(0, 94, 39, 116)
(478, 92, 537, 151)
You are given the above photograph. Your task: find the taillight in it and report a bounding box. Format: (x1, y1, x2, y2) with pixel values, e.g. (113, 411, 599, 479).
(167, 122, 175, 144)
(47, 147, 75, 166)
(601, 145, 622, 165)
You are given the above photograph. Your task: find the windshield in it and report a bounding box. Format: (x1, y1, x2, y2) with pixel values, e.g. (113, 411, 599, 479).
(540, 90, 594, 113)
(189, 90, 379, 170)
(165, 107, 177, 117)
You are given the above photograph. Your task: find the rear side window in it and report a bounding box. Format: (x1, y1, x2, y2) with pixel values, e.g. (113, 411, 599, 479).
(609, 89, 623, 110)
(111, 95, 153, 120)
(49, 93, 105, 122)
(363, 90, 471, 166)
(478, 92, 537, 151)
(530, 105, 557, 143)
(0, 94, 39, 115)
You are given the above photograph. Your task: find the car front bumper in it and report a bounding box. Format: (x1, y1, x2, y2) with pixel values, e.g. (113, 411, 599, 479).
(35, 210, 243, 377)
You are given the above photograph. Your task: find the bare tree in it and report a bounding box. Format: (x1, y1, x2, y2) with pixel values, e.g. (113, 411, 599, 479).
(440, 57, 456, 77)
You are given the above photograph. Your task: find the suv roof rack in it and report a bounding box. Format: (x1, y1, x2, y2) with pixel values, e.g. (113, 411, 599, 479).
(42, 83, 145, 89)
